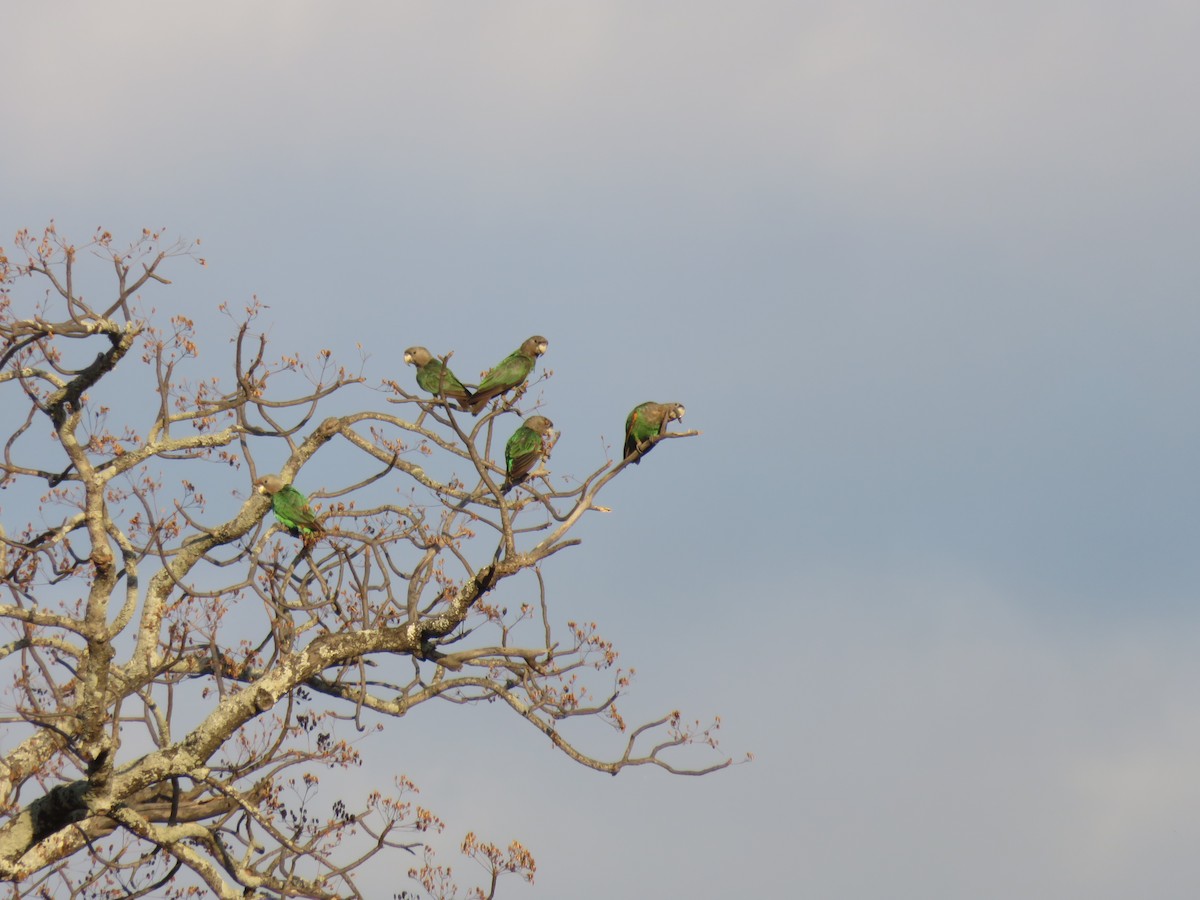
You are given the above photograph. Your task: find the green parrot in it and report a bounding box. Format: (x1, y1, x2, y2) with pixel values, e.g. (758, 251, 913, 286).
(255, 474, 325, 538)
(623, 402, 686, 463)
(501, 415, 554, 493)
(467, 335, 549, 414)
(403, 346, 474, 407)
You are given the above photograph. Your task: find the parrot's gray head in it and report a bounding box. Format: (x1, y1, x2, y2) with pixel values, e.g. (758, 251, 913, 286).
(254, 474, 285, 496)
(403, 346, 430, 367)
(524, 335, 549, 357)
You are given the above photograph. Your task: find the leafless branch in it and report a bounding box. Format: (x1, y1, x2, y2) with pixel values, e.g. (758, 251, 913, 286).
(0, 225, 730, 898)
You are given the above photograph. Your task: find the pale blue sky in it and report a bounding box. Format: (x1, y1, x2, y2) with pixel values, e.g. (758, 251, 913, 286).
(4, 2, 1200, 896)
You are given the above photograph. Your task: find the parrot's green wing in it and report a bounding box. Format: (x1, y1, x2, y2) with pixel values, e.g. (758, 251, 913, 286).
(470, 352, 533, 413)
(624, 402, 661, 459)
(272, 485, 324, 536)
(416, 359, 473, 404)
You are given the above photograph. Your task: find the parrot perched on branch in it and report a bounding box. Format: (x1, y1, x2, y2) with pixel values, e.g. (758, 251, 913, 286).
(623, 402, 686, 463)
(468, 335, 548, 414)
(403, 346, 474, 408)
(502, 415, 554, 493)
(255, 474, 324, 539)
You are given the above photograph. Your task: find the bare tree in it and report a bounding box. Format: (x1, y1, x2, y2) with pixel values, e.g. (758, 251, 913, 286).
(0, 226, 734, 899)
